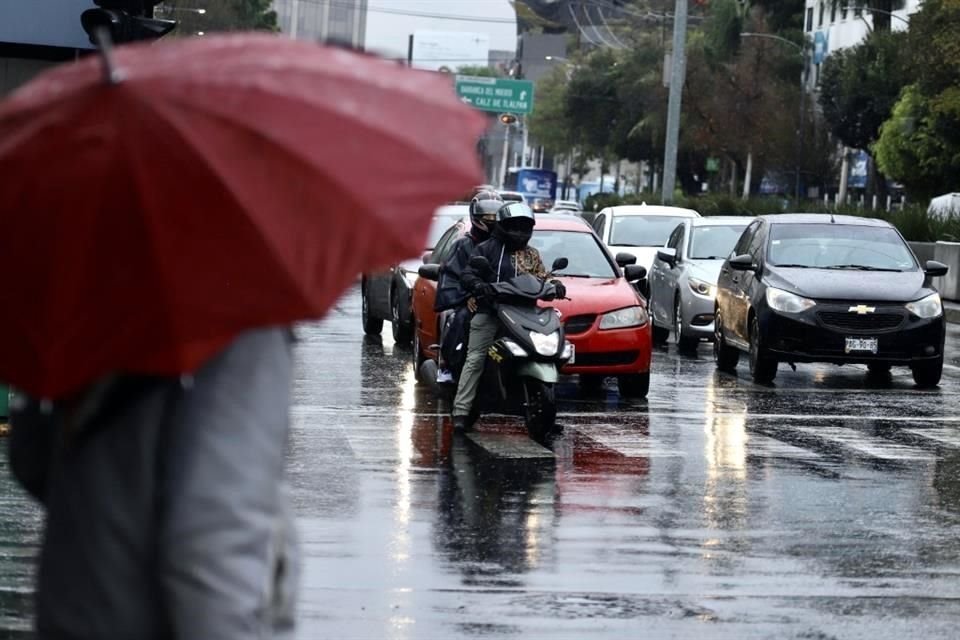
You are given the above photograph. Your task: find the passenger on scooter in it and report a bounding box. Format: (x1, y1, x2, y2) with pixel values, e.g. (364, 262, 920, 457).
(434, 190, 503, 383)
(451, 202, 567, 431)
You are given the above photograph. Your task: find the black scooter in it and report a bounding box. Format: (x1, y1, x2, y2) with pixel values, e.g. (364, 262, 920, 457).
(458, 255, 572, 439)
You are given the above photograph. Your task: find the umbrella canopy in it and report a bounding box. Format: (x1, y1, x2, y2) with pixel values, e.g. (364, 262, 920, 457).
(0, 34, 486, 398)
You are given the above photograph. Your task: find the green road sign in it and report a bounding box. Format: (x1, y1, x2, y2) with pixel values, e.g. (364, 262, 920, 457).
(455, 75, 535, 115)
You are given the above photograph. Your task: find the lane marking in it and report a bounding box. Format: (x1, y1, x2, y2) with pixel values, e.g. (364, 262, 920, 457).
(466, 433, 555, 460)
(792, 426, 936, 462)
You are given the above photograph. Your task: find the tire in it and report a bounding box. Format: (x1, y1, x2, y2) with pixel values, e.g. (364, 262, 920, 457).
(618, 372, 650, 399)
(523, 379, 557, 441)
(912, 355, 943, 388)
(652, 323, 670, 346)
(713, 309, 740, 373)
(361, 285, 383, 335)
(412, 328, 429, 384)
(391, 289, 413, 346)
(748, 315, 777, 384)
(675, 296, 699, 353)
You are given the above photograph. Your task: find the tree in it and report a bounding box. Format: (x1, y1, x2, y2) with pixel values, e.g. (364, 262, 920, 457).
(818, 31, 909, 152)
(455, 65, 502, 78)
(163, 0, 278, 34)
(874, 0, 960, 198)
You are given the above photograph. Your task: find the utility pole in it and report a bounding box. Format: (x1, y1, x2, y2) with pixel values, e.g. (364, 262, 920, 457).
(290, 0, 299, 39)
(661, 0, 689, 203)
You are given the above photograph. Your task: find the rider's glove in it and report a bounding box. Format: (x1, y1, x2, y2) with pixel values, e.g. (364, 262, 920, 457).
(473, 282, 496, 299)
(550, 280, 567, 299)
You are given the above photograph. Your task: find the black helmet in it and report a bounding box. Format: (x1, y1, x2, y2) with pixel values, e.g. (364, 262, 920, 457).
(469, 190, 503, 238)
(496, 202, 536, 251)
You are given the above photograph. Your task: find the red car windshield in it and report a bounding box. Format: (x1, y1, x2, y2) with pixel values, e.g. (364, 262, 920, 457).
(529, 230, 617, 278)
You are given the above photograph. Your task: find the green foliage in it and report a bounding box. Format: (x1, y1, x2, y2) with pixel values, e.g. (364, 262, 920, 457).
(164, 0, 278, 33)
(455, 65, 502, 78)
(818, 30, 909, 151)
(528, 67, 577, 156)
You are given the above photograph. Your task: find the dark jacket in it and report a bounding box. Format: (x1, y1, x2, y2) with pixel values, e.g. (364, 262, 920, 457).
(435, 232, 483, 312)
(460, 234, 546, 314)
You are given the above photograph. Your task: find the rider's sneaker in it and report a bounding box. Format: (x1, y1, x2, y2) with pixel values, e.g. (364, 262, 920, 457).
(437, 369, 455, 383)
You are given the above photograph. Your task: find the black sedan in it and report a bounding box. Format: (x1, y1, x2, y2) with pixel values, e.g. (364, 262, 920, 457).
(362, 204, 467, 344)
(714, 214, 949, 386)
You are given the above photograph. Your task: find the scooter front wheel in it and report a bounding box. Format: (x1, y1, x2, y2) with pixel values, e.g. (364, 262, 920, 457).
(523, 379, 557, 441)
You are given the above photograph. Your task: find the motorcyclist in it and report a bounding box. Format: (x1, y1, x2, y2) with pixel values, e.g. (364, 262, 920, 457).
(451, 202, 566, 430)
(434, 190, 502, 383)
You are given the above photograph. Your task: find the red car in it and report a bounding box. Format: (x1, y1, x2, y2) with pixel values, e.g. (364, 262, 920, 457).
(411, 214, 653, 397)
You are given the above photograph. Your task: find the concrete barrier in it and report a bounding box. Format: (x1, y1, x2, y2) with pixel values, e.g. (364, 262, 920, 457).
(909, 241, 937, 264)
(934, 242, 960, 301)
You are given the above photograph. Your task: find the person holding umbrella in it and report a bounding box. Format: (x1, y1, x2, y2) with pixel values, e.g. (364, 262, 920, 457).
(0, 34, 485, 638)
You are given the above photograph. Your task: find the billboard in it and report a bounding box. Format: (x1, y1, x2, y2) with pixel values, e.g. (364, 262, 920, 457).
(410, 30, 489, 73)
(0, 0, 96, 50)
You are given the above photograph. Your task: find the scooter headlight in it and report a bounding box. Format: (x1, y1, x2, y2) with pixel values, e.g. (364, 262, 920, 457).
(529, 330, 560, 356)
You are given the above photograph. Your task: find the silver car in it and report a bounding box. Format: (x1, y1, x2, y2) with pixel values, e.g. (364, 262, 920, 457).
(648, 216, 753, 351)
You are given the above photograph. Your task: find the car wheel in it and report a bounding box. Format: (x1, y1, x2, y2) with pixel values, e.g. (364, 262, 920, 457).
(391, 289, 413, 346)
(412, 328, 429, 384)
(675, 296, 699, 353)
(912, 355, 943, 388)
(713, 309, 740, 373)
(618, 372, 650, 399)
(748, 315, 777, 384)
(361, 284, 383, 335)
(523, 380, 558, 441)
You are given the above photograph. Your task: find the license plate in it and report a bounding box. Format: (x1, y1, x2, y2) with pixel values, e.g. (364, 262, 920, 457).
(845, 337, 878, 354)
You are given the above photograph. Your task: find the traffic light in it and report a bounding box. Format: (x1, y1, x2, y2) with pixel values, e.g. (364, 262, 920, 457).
(81, 0, 177, 45)
(499, 113, 518, 125)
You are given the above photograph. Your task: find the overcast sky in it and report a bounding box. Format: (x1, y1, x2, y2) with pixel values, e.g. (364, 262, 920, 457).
(364, 0, 517, 66)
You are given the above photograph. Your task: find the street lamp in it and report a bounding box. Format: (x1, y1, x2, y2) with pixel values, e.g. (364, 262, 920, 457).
(740, 32, 807, 203)
(840, 6, 910, 25)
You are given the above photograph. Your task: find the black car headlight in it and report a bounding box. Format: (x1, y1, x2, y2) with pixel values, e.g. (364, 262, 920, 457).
(766, 287, 815, 314)
(905, 293, 943, 319)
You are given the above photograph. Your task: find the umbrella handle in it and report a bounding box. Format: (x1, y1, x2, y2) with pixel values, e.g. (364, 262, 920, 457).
(93, 27, 125, 85)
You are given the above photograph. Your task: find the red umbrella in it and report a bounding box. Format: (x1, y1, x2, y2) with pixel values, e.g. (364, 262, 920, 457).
(0, 34, 486, 398)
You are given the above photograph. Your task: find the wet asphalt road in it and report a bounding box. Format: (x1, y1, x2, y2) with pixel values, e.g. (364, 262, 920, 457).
(4, 284, 960, 638)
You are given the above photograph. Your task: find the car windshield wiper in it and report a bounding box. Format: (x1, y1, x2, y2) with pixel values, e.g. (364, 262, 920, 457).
(692, 255, 724, 260)
(772, 263, 812, 268)
(823, 264, 903, 272)
(556, 273, 592, 278)
(611, 242, 644, 247)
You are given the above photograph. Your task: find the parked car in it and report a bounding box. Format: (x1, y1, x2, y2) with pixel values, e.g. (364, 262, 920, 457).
(361, 204, 468, 344)
(412, 214, 653, 397)
(550, 200, 583, 214)
(498, 191, 527, 204)
(590, 204, 701, 275)
(649, 216, 753, 351)
(714, 214, 949, 386)
(530, 197, 554, 213)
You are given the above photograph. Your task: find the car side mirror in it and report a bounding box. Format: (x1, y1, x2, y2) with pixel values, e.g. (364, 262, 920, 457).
(728, 254, 757, 272)
(418, 264, 440, 282)
(551, 257, 569, 272)
(421, 251, 431, 264)
(624, 265, 647, 283)
(656, 248, 677, 267)
(615, 252, 637, 267)
(925, 260, 949, 278)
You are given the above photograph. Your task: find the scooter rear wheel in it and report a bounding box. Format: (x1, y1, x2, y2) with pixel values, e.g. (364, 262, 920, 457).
(523, 380, 557, 441)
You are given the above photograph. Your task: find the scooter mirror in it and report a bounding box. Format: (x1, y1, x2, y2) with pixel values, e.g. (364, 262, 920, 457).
(551, 257, 569, 272)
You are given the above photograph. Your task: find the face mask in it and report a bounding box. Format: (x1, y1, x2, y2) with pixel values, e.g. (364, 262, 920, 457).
(504, 228, 533, 251)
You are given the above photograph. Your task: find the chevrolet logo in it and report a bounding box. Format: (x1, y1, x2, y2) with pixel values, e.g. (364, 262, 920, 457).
(848, 305, 876, 314)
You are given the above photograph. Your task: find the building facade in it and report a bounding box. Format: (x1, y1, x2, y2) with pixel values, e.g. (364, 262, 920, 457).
(273, 0, 368, 48)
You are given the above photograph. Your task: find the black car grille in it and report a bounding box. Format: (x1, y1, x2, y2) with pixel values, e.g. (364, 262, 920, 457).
(575, 351, 640, 366)
(564, 314, 597, 335)
(816, 311, 905, 333)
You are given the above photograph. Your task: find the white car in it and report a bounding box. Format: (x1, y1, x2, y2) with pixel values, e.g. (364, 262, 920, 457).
(550, 200, 583, 214)
(498, 190, 527, 204)
(589, 204, 701, 275)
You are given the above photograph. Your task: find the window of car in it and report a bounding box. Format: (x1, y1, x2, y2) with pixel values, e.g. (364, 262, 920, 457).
(666, 224, 685, 259)
(690, 224, 750, 260)
(610, 215, 690, 247)
(592, 213, 607, 237)
(733, 220, 760, 256)
(767, 223, 919, 271)
(426, 215, 461, 251)
(528, 230, 618, 279)
(430, 226, 461, 263)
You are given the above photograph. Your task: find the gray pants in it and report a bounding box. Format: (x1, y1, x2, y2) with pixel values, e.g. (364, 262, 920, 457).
(12, 328, 299, 640)
(453, 312, 498, 416)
